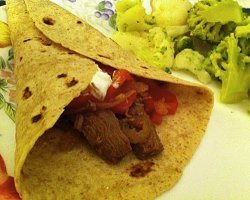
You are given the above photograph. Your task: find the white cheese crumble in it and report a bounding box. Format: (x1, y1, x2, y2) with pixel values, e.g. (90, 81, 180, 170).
(90, 69, 112, 100)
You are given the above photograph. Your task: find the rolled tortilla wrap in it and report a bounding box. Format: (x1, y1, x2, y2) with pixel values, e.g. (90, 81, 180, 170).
(6, 0, 214, 199)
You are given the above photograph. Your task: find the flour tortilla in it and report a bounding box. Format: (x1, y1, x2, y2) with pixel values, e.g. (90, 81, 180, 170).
(7, 0, 214, 199)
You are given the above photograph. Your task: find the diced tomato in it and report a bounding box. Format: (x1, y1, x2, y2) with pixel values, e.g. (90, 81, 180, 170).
(148, 83, 175, 101)
(165, 101, 178, 115)
(112, 69, 133, 86)
(137, 78, 178, 124)
(146, 82, 178, 116)
(150, 112, 162, 125)
(66, 67, 178, 125)
(120, 79, 136, 92)
(105, 86, 117, 101)
(105, 69, 133, 100)
(154, 98, 169, 116)
(152, 88, 178, 117)
(111, 90, 137, 114)
(143, 97, 155, 114)
(67, 69, 137, 114)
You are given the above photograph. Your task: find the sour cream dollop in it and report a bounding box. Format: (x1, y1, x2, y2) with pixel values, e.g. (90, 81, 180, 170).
(90, 69, 112, 100)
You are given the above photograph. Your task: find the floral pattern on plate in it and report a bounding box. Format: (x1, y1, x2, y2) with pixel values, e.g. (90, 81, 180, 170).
(0, 2, 17, 198)
(94, 0, 117, 29)
(51, 0, 118, 37)
(0, 48, 15, 123)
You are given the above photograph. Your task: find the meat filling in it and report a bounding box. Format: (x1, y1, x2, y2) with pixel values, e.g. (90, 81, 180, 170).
(74, 110, 132, 164)
(121, 97, 164, 159)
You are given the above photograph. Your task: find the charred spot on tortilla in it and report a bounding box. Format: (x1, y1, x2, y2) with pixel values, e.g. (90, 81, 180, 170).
(41, 106, 47, 112)
(66, 78, 78, 87)
(68, 51, 75, 55)
(20, 56, 23, 61)
(77, 20, 82, 24)
(42, 17, 55, 26)
(42, 41, 52, 46)
(174, 168, 181, 173)
(31, 114, 42, 123)
(97, 54, 111, 60)
(196, 90, 204, 95)
(39, 37, 52, 46)
(23, 87, 32, 99)
(57, 73, 67, 78)
(129, 162, 155, 178)
(140, 66, 148, 69)
(23, 38, 31, 43)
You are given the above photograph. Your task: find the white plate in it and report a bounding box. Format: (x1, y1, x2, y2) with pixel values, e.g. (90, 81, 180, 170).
(0, 1, 250, 199)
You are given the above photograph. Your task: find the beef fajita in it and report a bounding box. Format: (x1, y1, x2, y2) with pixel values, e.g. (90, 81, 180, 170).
(6, 0, 214, 199)
(61, 66, 178, 164)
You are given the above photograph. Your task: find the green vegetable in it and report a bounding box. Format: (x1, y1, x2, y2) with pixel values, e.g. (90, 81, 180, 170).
(137, 28, 175, 69)
(115, 0, 139, 13)
(116, 0, 153, 32)
(191, 37, 214, 56)
(173, 49, 211, 84)
(175, 36, 193, 53)
(235, 17, 250, 38)
(112, 27, 175, 69)
(187, 0, 244, 43)
(164, 67, 172, 74)
(164, 25, 189, 38)
(236, 17, 250, 57)
(205, 33, 250, 103)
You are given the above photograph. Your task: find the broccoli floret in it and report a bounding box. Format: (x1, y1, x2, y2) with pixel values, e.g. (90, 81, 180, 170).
(173, 49, 211, 84)
(164, 25, 190, 38)
(187, 0, 244, 43)
(236, 16, 250, 56)
(238, 37, 250, 59)
(175, 36, 193, 53)
(235, 17, 250, 38)
(205, 33, 250, 103)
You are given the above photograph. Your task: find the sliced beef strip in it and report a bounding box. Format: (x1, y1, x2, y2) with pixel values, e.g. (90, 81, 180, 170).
(123, 97, 164, 159)
(132, 122, 163, 160)
(74, 110, 132, 164)
(120, 99, 150, 144)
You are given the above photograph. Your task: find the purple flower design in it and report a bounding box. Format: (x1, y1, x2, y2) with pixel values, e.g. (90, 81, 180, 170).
(95, 0, 117, 28)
